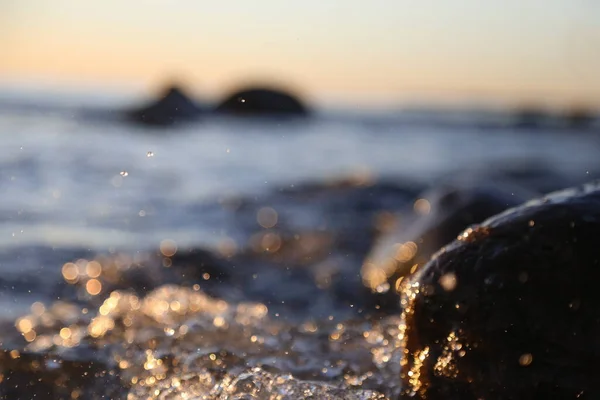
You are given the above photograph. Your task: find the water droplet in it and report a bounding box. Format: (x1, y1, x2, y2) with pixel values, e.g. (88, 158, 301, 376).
(519, 353, 533, 366)
(439, 273, 457, 291)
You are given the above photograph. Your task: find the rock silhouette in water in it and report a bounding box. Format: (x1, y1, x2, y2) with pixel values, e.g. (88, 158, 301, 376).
(398, 182, 600, 399)
(125, 85, 202, 126)
(361, 179, 535, 311)
(215, 87, 308, 116)
(563, 107, 597, 131)
(511, 106, 551, 130)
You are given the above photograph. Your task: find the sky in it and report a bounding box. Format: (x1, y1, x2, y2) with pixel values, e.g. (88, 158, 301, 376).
(2, 0, 600, 107)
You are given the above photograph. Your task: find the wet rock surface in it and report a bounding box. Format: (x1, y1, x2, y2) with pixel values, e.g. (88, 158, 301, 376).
(398, 182, 600, 399)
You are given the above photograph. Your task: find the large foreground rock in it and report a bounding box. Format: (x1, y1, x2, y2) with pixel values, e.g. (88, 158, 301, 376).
(398, 182, 600, 399)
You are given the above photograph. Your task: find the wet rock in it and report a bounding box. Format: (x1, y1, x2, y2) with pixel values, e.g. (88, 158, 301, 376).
(362, 179, 536, 311)
(124, 85, 202, 126)
(215, 87, 308, 116)
(398, 181, 600, 399)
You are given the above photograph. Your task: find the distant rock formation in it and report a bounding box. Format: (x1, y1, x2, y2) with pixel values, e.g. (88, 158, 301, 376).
(214, 87, 308, 117)
(510, 105, 597, 132)
(511, 106, 550, 130)
(563, 107, 596, 130)
(124, 85, 202, 126)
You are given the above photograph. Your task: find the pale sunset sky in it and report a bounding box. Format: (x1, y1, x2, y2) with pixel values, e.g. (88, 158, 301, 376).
(2, 0, 599, 107)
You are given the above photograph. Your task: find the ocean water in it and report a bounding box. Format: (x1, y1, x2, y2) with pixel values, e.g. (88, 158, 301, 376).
(0, 96, 599, 398)
(2, 104, 597, 250)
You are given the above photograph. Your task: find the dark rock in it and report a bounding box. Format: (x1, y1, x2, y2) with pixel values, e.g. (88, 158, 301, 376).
(124, 85, 202, 126)
(214, 87, 308, 116)
(511, 106, 551, 130)
(563, 107, 597, 131)
(362, 179, 536, 311)
(398, 182, 600, 399)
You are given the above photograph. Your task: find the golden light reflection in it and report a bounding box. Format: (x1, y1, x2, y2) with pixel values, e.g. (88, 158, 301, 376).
(260, 232, 282, 253)
(361, 265, 388, 293)
(213, 316, 226, 328)
(23, 330, 37, 342)
(457, 226, 491, 242)
(413, 198, 431, 215)
(257, 207, 278, 229)
(217, 237, 238, 257)
(16, 317, 33, 334)
(395, 277, 405, 292)
(347, 167, 374, 187)
(409, 264, 419, 274)
(408, 346, 430, 396)
(374, 211, 397, 233)
(439, 273, 457, 291)
(59, 327, 72, 340)
(31, 301, 46, 316)
(85, 261, 102, 278)
(86, 279, 102, 296)
(62, 262, 80, 282)
(88, 315, 115, 338)
(159, 239, 178, 257)
(394, 242, 418, 263)
(398, 278, 424, 397)
(433, 331, 461, 379)
(8, 251, 403, 399)
(519, 353, 533, 366)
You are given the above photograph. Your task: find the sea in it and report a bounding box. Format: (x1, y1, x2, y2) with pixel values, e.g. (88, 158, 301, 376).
(0, 89, 599, 398)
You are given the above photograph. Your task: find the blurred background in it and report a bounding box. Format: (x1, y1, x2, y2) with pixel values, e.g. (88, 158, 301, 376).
(1, 0, 600, 318)
(3, 1, 600, 107)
